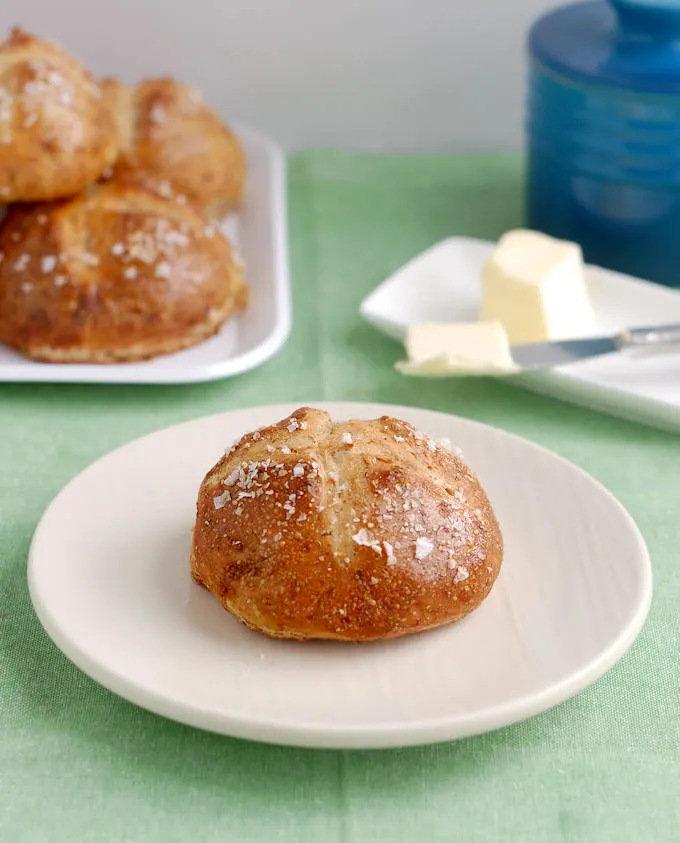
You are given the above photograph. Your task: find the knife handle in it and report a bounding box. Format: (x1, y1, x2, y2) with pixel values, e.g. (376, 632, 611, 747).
(620, 324, 680, 349)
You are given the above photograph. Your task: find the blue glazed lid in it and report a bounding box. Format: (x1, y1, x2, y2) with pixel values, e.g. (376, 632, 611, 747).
(529, 1, 680, 92)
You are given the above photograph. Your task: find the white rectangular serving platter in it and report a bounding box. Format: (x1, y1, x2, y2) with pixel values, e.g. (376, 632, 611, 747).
(361, 237, 680, 434)
(0, 124, 291, 384)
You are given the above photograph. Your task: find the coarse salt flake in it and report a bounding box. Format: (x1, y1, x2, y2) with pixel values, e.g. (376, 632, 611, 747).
(342, 432, 353, 445)
(213, 491, 229, 509)
(41, 255, 57, 273)
(352, 529, 382, 554)
(223, 468, 240, 486)
(150, 104, 166, 124)
(415, 537, 434, 560)
(383, 541, 396, 565)
(156, 180, 173, 198)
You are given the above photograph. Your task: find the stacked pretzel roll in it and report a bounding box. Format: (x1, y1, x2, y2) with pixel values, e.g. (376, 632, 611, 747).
(0, 27, 247, 363)
(102, 77, 245, 217)
(0, 28, 118, 203)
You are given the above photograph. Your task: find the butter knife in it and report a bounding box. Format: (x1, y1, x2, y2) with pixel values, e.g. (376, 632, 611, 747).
(512, 324, 680, 370)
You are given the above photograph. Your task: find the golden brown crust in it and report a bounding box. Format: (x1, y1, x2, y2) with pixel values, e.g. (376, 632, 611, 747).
(102, 77, 245, 216)
(191, 408, 503, 642)
(0, 28, 118, 202)
(0, 181, 247, 363)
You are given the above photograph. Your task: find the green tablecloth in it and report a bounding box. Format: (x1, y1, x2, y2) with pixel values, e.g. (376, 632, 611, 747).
(1, 153, 679, 842)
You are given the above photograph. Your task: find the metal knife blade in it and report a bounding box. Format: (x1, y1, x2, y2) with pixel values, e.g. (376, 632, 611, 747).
(510, 336, 619, 370)
(510, 323, 680, 370)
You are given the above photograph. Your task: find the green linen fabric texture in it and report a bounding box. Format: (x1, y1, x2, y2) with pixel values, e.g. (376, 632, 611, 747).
(0, 153, 678, 843)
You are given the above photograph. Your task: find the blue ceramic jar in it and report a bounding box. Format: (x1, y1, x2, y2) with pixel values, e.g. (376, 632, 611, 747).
(527, 0, 680, 286)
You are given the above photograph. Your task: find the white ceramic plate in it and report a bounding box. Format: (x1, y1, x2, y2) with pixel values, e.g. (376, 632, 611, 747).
(28, 402, 651, 749)
(360, 237, 680, 433)
(0, 124, 291, 384)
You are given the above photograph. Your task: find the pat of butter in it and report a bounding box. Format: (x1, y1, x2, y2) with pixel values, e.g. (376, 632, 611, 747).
(480, 229, 594, 345)
(396, 321, 518, 376)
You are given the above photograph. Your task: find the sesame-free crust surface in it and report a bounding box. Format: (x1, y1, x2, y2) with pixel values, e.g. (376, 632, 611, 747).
(0, 28, 118, 202)
(191, 407, 503, 641)
(102, 77, 245, 216)
(0, 181, 247, 363)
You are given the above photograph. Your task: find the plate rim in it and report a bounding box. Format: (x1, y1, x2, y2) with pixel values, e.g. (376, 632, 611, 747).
(27, 401, 653, 749)
(0, 124, 292, 385)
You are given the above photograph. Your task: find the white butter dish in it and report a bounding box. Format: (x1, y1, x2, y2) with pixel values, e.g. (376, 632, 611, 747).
(360, 237, 680, 433)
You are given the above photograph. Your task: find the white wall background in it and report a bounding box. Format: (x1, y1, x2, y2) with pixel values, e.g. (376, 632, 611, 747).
(1, 0, 556, 152)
